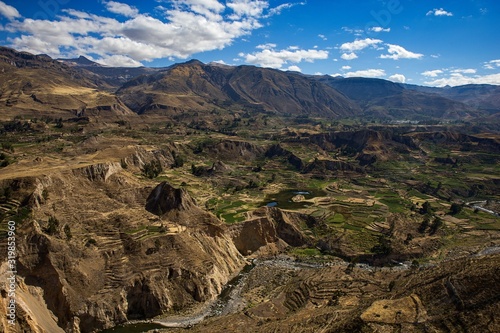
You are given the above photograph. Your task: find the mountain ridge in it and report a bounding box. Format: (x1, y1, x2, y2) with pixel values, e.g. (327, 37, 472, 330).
(1, 46, 500, 121)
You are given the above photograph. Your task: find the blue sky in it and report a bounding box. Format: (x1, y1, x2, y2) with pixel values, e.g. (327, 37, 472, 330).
(0, 0, 499, 86)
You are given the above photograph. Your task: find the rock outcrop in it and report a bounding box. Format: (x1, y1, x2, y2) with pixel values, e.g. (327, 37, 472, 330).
(145, 182, 197, 216)
(229, 207, 311, 255)
(0, 169, 245, 332)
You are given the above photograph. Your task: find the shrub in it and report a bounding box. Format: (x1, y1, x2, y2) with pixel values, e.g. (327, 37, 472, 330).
(45, 216, 59, 235)
(142, 160, 163, 179)
(64, 224, 72, 240)
(449, 203, 463, 215)
(171, 153, 185, 168)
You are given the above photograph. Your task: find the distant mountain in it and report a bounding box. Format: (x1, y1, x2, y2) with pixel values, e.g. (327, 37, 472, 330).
(116, 60, 362, 117)
(58, 55, 102, 67)
(316, 76, 405, 103)
(0, 46, 133, 119)
(404, 84, 500, 114)
(316, 76, 483, 120)
(1, 46, 499, 121)
(58, 56, 163, 88)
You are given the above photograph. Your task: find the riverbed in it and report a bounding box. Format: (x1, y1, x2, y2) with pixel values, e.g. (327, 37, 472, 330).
(100, 246, 500, 332)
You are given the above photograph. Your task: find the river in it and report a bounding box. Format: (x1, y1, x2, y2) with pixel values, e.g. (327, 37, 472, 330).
(100, 247, 500, 332)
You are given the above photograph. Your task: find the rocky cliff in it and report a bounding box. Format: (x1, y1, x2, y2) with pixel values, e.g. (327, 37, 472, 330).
(0, 158, 245, 332)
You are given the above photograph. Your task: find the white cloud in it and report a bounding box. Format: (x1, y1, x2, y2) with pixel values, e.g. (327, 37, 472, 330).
(240, 46, 328, 69)
(7, 35, 62, 56)
(4, 1, 272, 66)
(0, 1, 20, 20)
(380, 44, 423, 60)
(389, 74, 406, 83)
(451, 68, 476, 74)
(421, 69, 443, 77)
(266, 2, 306, 18)
(344, 69, 386, 78)
(97, 54, 143, 67)
(168, 0, 226, 21)
(318, 34, 327, 40)
(287, 65, 301, 72)
(227, 0, 268, 20)
(341, 52, 358, 60)
(425, 73, 500, 87)
(342, 27, 363, 36)
(370, 27, 390, 33)
(256, 43, 276, 50)
(484, 59, 500, 70)
(340, 38, 382, 52)
(106, 1, 139, 18)
(426, 8, 453, 17)
(341, 65, 351, 70)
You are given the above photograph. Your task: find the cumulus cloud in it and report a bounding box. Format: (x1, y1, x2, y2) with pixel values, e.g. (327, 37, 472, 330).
(97, 54, 143, 67)
(341, 65, 351, 70)
(3, 0, 287, 66)
(341, 52, 358, 60)
(380, 44, 423, 60)
(421, 69, 443, 77)
(426, 8, 453, 17)
(256, 43, 277, 50)
(227, 0, 268, 20)
(340, 38, 382, 52)
(239, 45, 328, 69)
(451, 68, 476, 74)
(286, 65, 301, 72)
(0, 1, 20, 20)
(105, 1, 139, 18)
(343, 69, 386, 78)
(389, 74, 406, 83)
(338, 38, 382, 61)
(425, 73, 500, 87)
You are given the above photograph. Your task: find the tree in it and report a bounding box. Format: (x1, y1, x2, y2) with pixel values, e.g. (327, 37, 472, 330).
(55, 118, 64, 128)
(64, 224, 72, 240)
(429, 217, 443, 235)
(449, 203, 463, 215)
(171, 151, 185, 168)
(142, 160, 163, 179)
(172, 155, 184, 168)
(371, 236, 392, 255)
(45, 216, 59, 235)
(421, 201, 433, 215)
(418, 216, 430, 234)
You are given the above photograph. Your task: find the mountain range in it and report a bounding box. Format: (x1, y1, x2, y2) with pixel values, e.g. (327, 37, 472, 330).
(1, 46, 499, 121)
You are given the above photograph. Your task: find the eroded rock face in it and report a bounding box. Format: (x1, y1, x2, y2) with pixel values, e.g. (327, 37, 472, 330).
(0, 167, 245, 333)
(145, 181, 197, 216)
(229, 207, 310, 255)
(73, 162, 122, 182)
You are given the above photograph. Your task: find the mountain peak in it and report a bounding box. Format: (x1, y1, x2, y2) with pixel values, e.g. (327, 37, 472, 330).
(58, 55, 101, 67)
(183, 59, 204, 66)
